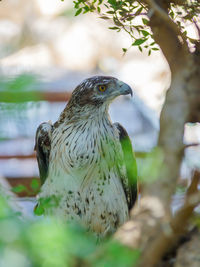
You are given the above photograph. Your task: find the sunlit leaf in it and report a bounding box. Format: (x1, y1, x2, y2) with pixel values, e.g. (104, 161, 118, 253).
(100, 15, 110, 19)
(132, 38, 146, 46)
(109, 26, 120, 30)
(142, 18, 149, 25)
(141, 30, 149, 37)
(148, 49, 151, 56)
(75, 8, 82, 16)
(138, 46, 142, 52)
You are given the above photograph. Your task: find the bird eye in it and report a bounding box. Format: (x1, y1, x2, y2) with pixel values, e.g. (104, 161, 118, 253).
(98, 85, 106, 92)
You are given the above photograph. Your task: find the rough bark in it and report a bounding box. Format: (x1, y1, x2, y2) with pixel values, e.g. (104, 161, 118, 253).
(175, 229, 200, 267)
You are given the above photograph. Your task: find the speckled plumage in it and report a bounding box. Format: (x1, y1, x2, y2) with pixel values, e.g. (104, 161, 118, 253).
(35, 76, 137, 236)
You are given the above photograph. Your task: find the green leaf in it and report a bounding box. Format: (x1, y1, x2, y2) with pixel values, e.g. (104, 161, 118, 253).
(100, 16, 110, 19)
(75, 8, 82, 16)
(132, 38, 146, 46)
(106, 10, 115, 14)
(113, 19, 123, 26)
(141, 30, 149, 37)
(142, 18, 149, 25)
(34, 204, 44, 216)
(135, 6, 143, 16)
(122, 48, 127, 53)
(169, 11, 174, 19)
(83, 5, 90, 13)
(31, 179, 40, 191)
(148, 49, 152, 56)
(152, 47, 159, 51)
(109, 26, 120, 30)
(93, 241, 140, 267)
(138, 46, 142, 52)
(74, 1, 79, 9)
(12, 184, 28, 193)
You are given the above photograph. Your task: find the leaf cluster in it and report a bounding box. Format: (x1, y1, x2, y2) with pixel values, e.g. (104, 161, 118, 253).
(73, 0, 200, 54)
(12, 179, 40, 196)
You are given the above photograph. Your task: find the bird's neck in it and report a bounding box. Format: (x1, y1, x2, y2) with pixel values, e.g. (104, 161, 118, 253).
(55, 103, 111, 126)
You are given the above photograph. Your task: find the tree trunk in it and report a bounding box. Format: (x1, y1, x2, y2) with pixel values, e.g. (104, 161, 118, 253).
(115, 1, 200, 266)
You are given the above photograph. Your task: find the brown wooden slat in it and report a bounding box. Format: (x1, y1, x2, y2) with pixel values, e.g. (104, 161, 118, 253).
(0, 151, 147, 159)
(6, 176, 142, 197)
(6, 177, 40, 197)
(42, 91, 71, 102)
(0, 153, 36, 160)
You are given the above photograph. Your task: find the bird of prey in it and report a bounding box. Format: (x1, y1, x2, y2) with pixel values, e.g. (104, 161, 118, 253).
(35, 76, 137, 236)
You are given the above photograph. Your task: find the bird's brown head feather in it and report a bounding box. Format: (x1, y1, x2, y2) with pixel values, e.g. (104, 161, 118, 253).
(67, 76, 132, 108)
(55, 76, 132, 125)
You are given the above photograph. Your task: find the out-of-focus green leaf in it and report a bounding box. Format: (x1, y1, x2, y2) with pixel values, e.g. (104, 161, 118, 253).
(0, 193, 141, 267)
(34, 204, 44, 216)
(12, 185, 28, 194)
(137, 147, 165, 183)
(30, 179, 40, 191)
(93, 241, 140, 267)
(0, 73, 40, 103)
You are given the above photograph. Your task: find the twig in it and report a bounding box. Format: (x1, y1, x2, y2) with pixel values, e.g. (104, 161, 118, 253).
(144, 0, 188, 49)
(184, 143, 200, 149)
(192, 18, 200, 41)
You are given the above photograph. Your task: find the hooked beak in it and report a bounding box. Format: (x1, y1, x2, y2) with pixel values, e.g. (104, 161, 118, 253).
(117, 81, 133, 97)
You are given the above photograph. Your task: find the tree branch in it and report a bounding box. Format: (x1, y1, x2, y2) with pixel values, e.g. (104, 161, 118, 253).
(114, 2, 199, 267)
(138, 171, 200, 267)
(143, 0, 192, 73)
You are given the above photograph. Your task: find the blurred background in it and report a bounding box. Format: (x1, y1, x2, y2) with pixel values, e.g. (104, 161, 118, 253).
(0, 0, 199, 214)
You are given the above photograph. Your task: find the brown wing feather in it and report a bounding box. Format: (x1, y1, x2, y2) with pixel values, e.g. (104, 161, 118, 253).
(35, 122, 53, 185)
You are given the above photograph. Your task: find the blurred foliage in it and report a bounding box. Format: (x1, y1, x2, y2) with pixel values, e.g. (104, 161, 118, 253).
(0, 74, 40, 103)
(11, 179, 40, 196)
(0, 74, 38, 92)
(34, 195, 62, 216)
(176, 185, 187, 194)
(73, 0, 200, 54)
(137, 147, 164, 183)
(0, 73, 43, 140)
(0, 192, 140, 267)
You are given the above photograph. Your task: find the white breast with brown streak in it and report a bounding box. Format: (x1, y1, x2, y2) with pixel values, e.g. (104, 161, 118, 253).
(39, 116, 129, 235)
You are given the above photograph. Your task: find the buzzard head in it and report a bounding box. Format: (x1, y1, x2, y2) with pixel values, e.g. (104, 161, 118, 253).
(68, 76, 132, 108)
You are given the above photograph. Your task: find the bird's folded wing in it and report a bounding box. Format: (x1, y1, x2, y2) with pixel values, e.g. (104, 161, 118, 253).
(34, 122, 53, 185)
(114, 122, 138, 210)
